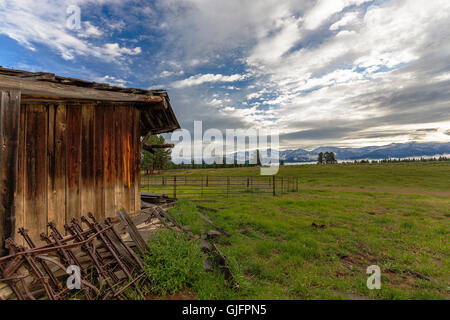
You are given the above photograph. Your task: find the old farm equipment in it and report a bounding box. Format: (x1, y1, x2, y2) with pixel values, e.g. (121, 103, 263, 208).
(0, 211, 150, 300)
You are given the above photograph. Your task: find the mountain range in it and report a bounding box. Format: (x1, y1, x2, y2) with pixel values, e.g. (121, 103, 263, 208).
(171, 142, 450, 164)
(279, 142, 450, 162)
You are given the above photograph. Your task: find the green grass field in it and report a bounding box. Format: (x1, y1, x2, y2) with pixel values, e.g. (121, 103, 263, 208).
(143, 162, 450, 300)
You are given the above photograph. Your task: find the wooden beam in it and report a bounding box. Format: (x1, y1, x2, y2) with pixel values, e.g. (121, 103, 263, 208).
(0, 74, 163, 103)
(140, 130, 152, 151)
(142, 144, 174, 154)
(115, 209, 149, 255)
(147, 144, 175, 149)
(0, 89, 21, 256)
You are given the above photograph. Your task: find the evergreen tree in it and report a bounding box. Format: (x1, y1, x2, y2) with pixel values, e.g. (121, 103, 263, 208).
(326, 152, 337, 164)
(141, 149, 153, 174)
(141, 135, 172, 173)
(318, 152, 324, 164)
(324, 152, 330, 164)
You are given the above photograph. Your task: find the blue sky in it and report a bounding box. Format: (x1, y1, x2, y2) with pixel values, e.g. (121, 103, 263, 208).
(0, 0, 449, 150)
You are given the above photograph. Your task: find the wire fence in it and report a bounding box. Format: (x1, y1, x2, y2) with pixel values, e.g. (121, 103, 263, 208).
(141, 175, 299, 198)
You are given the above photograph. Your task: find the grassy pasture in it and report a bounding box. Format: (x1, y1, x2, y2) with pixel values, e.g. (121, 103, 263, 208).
(143, 162, 450, 299)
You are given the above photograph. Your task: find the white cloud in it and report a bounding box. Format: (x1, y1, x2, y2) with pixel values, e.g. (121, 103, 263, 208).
(246, 89, 268, 100)
(329, 11, 359, 31)
(3, 0, 449, 148)
(163, 0, 450, 147)
(153, 0, 310, 66)
(160, 70, 185, 77)
(93, 75, 127, 87)
(79, 21, 103, 37)
(225, 86, 241, 90)
(207, 98, 223, 107)
(303, 0, 370, 30)
(248, 16, 302, 65)
(172, 73, 248, 88)
(103, 43, 141, 57)
(0, 0, 141, 62)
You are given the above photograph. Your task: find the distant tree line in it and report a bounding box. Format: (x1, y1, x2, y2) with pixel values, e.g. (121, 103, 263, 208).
(142, 144, 286, 173)
(349, 156, 450, 164)
(317, 152, 337, 164)
(314, 152, 450, 165)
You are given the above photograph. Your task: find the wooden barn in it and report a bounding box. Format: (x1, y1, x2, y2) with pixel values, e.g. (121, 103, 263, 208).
(0, 67, 180, 254)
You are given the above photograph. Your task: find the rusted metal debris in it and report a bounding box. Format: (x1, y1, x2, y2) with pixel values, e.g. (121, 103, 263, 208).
(0, 213, 148, 300)
(200, 231, 239, 290)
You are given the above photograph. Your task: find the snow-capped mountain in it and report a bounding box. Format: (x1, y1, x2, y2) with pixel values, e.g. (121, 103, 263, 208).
(280, 142, 450, 162)
(171, 142, 450, 164)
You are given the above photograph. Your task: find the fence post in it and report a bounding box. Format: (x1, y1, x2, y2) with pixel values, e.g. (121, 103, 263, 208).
(227, 177, 230, 198)
(206, 176, 209, 187)
(281, 177, 284, 193)
(173, 176, 177, 199)
(201, 176, 204, 197)
(273, 176, 276, 196)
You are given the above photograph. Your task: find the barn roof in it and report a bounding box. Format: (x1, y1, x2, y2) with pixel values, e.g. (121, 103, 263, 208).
(0, 66, 180, 135)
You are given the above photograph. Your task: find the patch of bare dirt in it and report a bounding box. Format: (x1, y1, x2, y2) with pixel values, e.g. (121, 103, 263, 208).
(366, 209, 389, 215)
(339, 247, 385, 271)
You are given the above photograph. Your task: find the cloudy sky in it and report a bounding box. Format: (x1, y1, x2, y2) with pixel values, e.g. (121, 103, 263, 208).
(0, 0, 449, 150)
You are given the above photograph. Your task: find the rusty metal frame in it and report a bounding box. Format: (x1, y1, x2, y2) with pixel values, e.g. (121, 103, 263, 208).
(0, 214, 149, 300)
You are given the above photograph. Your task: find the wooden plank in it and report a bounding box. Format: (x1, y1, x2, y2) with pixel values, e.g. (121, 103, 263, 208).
(0, 90, 21, 255)
(122, 108, 131, 213)
(0, 74, 164, 103)
(47, 104, 67, 231)
(81, 104, 95, 218)
(140, 130, 152, 150)
(115, 209, 148, 255)
(129, 109, 136, 212)
(114, 106, 124, 212)
(103, 104, 115, 217)
(14, 103, 26, 246)
(24, 104, 47, 243)
(94, 105, 105, 220)
(134, 108, 141, 211)
(66, 104, 82, 224)
(47, 104, 55, 227)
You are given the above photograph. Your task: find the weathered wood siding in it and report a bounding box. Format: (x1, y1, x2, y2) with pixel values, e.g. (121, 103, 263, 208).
(0, 90, 21, 254)
(14, 103, 141, 244)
